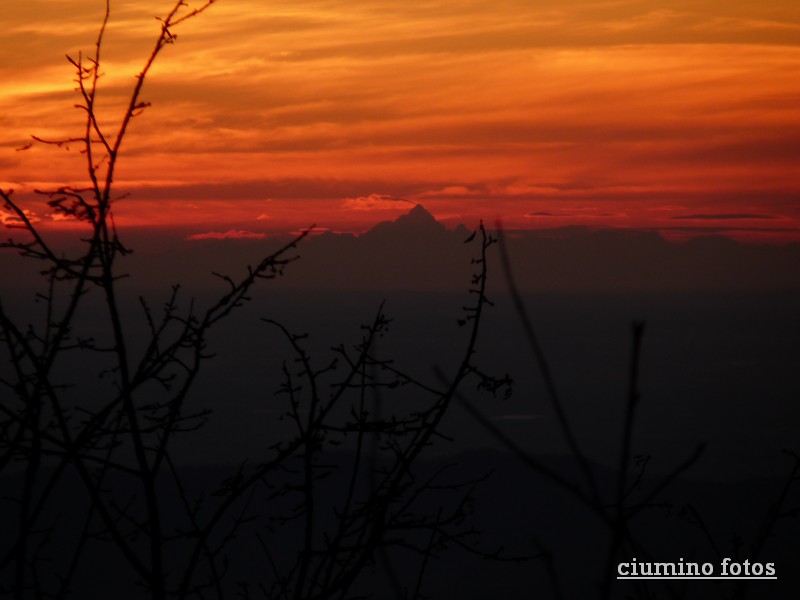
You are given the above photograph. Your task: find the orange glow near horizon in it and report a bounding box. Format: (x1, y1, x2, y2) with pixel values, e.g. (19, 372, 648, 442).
(2, 0, 800, 242)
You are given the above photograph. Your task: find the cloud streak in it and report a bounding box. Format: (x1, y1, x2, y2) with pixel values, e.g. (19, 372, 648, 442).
(671, 213, 779, 221)
(186, 229, 266, 240)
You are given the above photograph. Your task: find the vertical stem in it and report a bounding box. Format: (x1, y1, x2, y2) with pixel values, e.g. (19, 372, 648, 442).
(602, 321, 645, 600)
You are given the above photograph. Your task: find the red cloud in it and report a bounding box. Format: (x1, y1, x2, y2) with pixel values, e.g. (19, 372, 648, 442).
(186, 229, 266, 240)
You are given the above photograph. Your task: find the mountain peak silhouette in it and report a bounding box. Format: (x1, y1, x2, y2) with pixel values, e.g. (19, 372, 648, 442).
(364, 203, 446, 238)
(401, 203, 438, 223)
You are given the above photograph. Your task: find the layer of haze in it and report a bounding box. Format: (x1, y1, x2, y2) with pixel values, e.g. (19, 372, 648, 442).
(1, 0, 800, 240)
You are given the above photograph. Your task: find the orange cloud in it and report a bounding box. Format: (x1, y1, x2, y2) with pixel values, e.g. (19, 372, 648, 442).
(341, 194, 415, 211)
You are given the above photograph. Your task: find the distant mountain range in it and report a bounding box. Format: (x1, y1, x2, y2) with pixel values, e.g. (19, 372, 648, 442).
(3, 204, 800, 296)
(268, 204, 800, 293)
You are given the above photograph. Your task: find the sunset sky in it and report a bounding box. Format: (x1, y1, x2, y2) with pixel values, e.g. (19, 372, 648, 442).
(1, 0, 799, 241)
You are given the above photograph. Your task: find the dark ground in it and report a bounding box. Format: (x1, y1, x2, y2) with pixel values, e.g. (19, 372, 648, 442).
(2, 217, 799, 597)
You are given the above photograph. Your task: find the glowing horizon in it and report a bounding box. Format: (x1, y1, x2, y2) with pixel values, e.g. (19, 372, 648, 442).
(2, 0, 800, 242)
